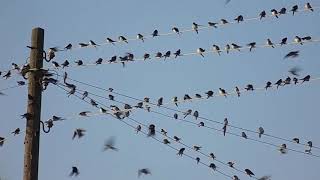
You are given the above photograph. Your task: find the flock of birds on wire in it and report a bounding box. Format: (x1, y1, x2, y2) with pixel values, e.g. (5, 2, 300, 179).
(0, 1, 319, 180)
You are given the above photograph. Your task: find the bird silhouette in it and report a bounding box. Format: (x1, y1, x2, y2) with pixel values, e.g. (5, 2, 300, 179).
(294, 36, 303, 45)
(192, 22, 200, 34)
(69, 166, 79, 177)
(118, 36, 128, 43)
(152, 30, 159, 37)
(233, 175, 240, 180)
(231, 43, 241, 51)
(259, 10, 266, 20)
(137, 34, 144, 42)
(209, 153, 216, 160)
(267, 39, 275, 48)
(89, 40, 99, 48)
(103, 136, 118, 151)
(284, 51, 299, 59)
(172, 27, 180, 35)
(275, 79, 283, 88)
(174, 49, 182, 58)
(163, 138, 170, 144)
(138, 168, 151, 177)
(247, 42, 256, 52)
(0, 137, 5, 147)
(305, 3, 313, 11)
(136, 125, 142, 134)
(208, 22, 218, 28)
(227, 161, 234, 168)
(174, 136, 181, 142)
(198, 122, 204, 127)
(163, 51, 171, 60)
(79, 111, 90, 116)
(279, 144, 288, 154)
(155, 52, 162, 58)
(293, 138, 300, 144)
(161, 129, 167, 136)
(61, 60, 70, 68)
(196, 157, 200, 164)
(283, 77, 291, 85)
(235, 86, 240, 97)
(174, 113, 178, 120)
(206, 90, 214, 98)
(193, 111, 199, 120)
(197, 48, 205, 57)
(72, 128, 86, 140)
(291, 5, 298, 16)
(143, 53, 151, 60)
(245, 84, 254, 91)
(183, 109, 192, 118)
(219, 88, 227, 97)
(258, 127, 264, 138)
(12, 128, 20, 135)
(177, 148, 185, 156)
(193, 145, 201, 151)
(172, 96, 179, 107)
(300, 75, 310, 83)
(221, 19, 228, 24)
(106, 38, 116, 45)
(148, 124, 156, 137)
(212, 45, 221, 55)
(223, 118, 228, 136)
(157, 97, 163, 106)
(271, 9, 279, 18)
(64, 43, 72, 50)
(279, 7, 287, 15)
(78, 43, 89, 48)
(280, 37, 287, 46)
(242, 132, 247, 139)
(209, 163, 216, 170)
(234, 15, 244, 23)
(245, 169, 255, 177)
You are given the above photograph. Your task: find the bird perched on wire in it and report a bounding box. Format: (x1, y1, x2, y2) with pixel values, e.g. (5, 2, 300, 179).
(103, 136, 118, 151)
(184, 94, 192, 101)
(245, 169, 255, 177)
(279, 7, 287, 15)
(231, 43, 241, 51)
(52, 115, 64, 121)
(174, 136, 181, 142)
(75, 60, 83, 66)
(79, 43, 89, 48)
(163, 138, 170, 144)
(305, 3, 313, 11)
(193, 145, 201, 151)
(0, 137, 5, 147)
(206, 90, 214, 98)
(106, 38, 116, 45)
(72, 128, 86, 140)
(208, 21, 218, 28)
(174, 49, 181, 58)
(177, 148, 185, 156)
(283, 77, 291, 85)
(3, 71, 11, 79)
(209, 153, 216, 160)
(225, 44, 231, 54)
(69, 166, 79, 177)
(136, 125, 141, 134)
(192, 22, 200, 34)
(275, 79, 283, 89)
(291, 5, 298, 16)
(89, 40, 99, 48)
(172, 96, 178, 107)
(212, 45, 221, 56)
(279, 144, 288, 154)
(242, 132, 247, 139)
(300, 75, 310, 83)
(227, 161, 234, 168)
(160, 129, 167, 136)
(21, 113, 32, 120)
(267, 39, 275, 48)
(193, 111, 199, 120)
(271, 9, 279, 18)
(196, 157, 200, 164)
(79, 111, 90, 116)
(143, 53, 151, 61)
(174, 113, 178, 120)
(64, 43, 72, 50)
(209, 163, 216, 170)
(280, 37, 287, 46)
(235, 86, 240, 97)
(223, 118, 228, 136)
(148, 124, 156, 137)
(183, 109, 192, 118)
(195, 94, 202, 98)
(163, 51, 171, 60)
(247, 42, 256, 52)
(51, 61, 60, 68)
(12, 128, 20, 135)
(172, 27, 180, 35)
(245, 84, 254, 91)
(284, 51, 299, 59)
(157, 97, 163, 106)
(198, 122, 204, 127)
(293, 138, 300, 144)
(152, 29, 159, 37)
(138, 168, 151, 178)
(234, 15, 244, 23)
(258, 127, 264, 138)
(220, 19, 228, 24)
(259, 10, 266, 20)
(61, 60, 70, 68)
(294, 36, 303, 45)
(219, 88, 227, 97)
(95, 58, 103, 65)
(137, 34, 144, 42)
(118, 36, 128, 43)
(258, 175, 272, 180)
(302, 36, 312, 41)
(233, 175, 240, 180)
(197, 48, 205, 57)
(155, 52, 162, 59)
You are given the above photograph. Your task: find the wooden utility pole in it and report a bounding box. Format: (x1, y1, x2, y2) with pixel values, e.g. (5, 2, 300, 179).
(23, 27, 44, 180)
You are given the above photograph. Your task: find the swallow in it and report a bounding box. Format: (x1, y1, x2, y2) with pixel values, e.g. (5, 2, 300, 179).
(302, 36, 312, 41)
(300, 75, 310, 83)
(293, 138, 300, 144)
(271, 9, 279, 18)
(208, 21, 218, 28)
(206, 90, 214, 98)
(89, 40, 99, 48)
(138, 168, 151, 177)
(72, 128, 86, 140)
(220, 19, 228, 24)
(69, 166, 79, 177)
(184, 94, 192, 101)
(174, 136, 181, 142)
(294, 36, 303, 45)
(90, 99, 98, 107)
(118, 36, 128, 43)
(103, 137, 118, 151)
(259, 10, 266, 20)
(135, 102, 143, 108)
(172, 96, 178, 107)
(233, 175, 240, 180)
(51, 61, 60, 68)
(163, 51, 171, 60)
(12, 63, 19, 70)
(198, 122, 204, 127)
(267, 39, 275, 48)
(47, 49, 55, 61)
(52, 115, 65, 121)
(235, 86, 240, 97)
(107, 56, 117, 63)
(283, 77, 291, 85)
(305, 3, 313, 12)
(279, 143, 287, 154)
(193, 111, 199, 120)
(209, 163, 216, 170)
(142, 53, 150, 60)
(136, 125, 142, 133)
(209, 153, 216, 160)
(280, 37, 287, 45)
(152, 30, 159, 37)
(305, 149, 312, 154)
(195, 94, 202, 98)
(193, 145, 201, 151)
(227, 161, 234, 168)
(223, 118, 228, 136)
(196, 157, 200, 164)
(247, 42, 256, 52)
(124, 103, 132, 110)
(242, 132, 247, 139)
(79, 111, 90, 116)
(163, 138, 170, 144)
(192, 22, 200, 34)
(61, 60, 69, 68)
(219, 88, 227, 97)
(174, 113, 178, 120)
(3, 71, 11, 79)
(100, 107, 107, 114)
(245, 84, 254, 91)
(275, 79, 283, 88)
(75, 60, 83, 66)
(245, 169, 255, 177)
(288, 66, 301, 76)
(157, 97, 163, 106)
(212, 45, 221, 55)
(234, 15, 244, 23)
(279, 7, 287, 15)
(96, 58, 103, 65)
(108, 94, 114, 101)
(0, 137, 5, 146)
(284, 51, 299, 59)
(64, 43, 72, 50)
(225, 44, 230, 54)
(197, 48, 205, 57)
(174, 49, 182, 58)
(155, 52, 162, 58)
(258, 127, 264, 138)
(307, 141, 313, 148)
(172, 27, 180, 35)
(177, 147, 185, 156)
(21, 113, 32, 120)
(17, 81, 25, 86)
(12, 128, 20, 135)
(183, 109, 192, 118)
(79, 43, 89, 47)
(231, 43, 241, 51)
(291, 5, 298, 16)
(148, 124, 156, 137)
(161, 129, 167, 136)
(106, 38, 116, 45)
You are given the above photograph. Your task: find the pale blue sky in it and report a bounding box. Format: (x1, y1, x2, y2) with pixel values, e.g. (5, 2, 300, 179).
(1, 0, 320, 180)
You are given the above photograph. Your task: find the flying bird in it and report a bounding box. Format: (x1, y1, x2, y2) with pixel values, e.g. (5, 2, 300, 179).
(284, 51, 299, 59)
(69, 166, 79, 177)
(138, 168, 151, 178)
(302, 36, 312, 41)
(72, 128, 86, 139)
(103, 136, 118, 151)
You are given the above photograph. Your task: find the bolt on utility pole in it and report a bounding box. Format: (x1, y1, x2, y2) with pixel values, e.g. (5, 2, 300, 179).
(23, 27, 44, 180)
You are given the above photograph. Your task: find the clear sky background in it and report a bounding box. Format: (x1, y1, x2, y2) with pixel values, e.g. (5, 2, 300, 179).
(0, 0, 320, 180)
